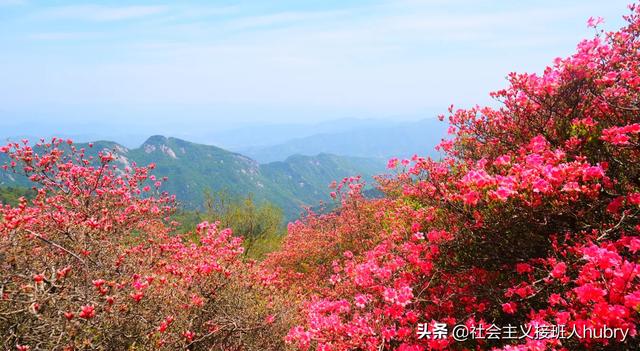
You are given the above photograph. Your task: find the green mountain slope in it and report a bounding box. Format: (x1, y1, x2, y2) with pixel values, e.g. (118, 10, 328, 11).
(260, 153, 384, 216)
(0, 136, 386, 220)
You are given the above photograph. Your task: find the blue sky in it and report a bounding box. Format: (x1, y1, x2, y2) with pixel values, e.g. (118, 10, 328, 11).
(0, 0, 632, 140)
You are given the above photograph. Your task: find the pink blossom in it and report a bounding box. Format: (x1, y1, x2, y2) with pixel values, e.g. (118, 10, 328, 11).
(574, 284, 606, 304)
(462, 190, 480, 206)
(79, 305, 95, 319)
(502, 302, 517, 314)
(587, 16, 604, 27)
(551, 262, 567, 278)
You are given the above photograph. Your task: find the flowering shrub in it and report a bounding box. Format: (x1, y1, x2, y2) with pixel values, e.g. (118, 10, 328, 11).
(0, 139, 286, 350)
(265, 176, 395, 287)
(281, 5, 640, 351)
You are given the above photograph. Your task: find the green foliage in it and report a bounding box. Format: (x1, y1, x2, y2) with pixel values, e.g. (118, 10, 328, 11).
(173, 190, 285, 260)
(0, 186, 34, 206)
(128, 136, 385, 220)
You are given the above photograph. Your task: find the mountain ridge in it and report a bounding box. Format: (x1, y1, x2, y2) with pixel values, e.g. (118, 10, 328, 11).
(0, 135, 387, 220)
(239, 118, 447, 163)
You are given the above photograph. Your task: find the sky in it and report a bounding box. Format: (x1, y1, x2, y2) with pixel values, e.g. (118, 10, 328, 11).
(0, 0, 632, 141)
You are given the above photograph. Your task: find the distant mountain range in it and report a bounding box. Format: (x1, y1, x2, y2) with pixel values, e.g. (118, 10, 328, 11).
(236, 118, 447, 163)
(0, 118, 448, 219)
(0, 136, 386, 219)
(1, 117, 448, 163)
(206, 118, 403, 150)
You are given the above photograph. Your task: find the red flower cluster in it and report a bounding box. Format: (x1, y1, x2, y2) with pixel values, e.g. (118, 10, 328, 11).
(280, 4, 640, 350)
(0, 139, 284, 350)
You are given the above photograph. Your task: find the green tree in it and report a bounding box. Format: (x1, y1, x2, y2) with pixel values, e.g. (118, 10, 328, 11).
(174, 189, 285, 259)
(0, 186, 34, 206)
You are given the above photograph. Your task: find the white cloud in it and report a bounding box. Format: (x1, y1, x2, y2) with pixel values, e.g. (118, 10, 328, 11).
(28, 31, 100, 41)
(0, 0, 26, 5)
(35, 5, 168, 22)
(223, 10, 350, 31)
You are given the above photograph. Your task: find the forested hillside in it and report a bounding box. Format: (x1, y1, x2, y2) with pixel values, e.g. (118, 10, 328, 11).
(0, 136, 385, 219)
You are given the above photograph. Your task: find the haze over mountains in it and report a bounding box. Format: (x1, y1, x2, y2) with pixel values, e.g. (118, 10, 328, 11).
(1, 118, 448, 163)
(238, 118, 446, 163)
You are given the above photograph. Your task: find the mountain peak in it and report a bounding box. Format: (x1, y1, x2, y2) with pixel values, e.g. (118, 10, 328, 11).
(140, 135, 180, 159)
(143, 135, 168, 146)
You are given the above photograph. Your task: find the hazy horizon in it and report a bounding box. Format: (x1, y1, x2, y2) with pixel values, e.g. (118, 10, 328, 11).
(0, 0, 631, 141)
(0, 116, 440, 150)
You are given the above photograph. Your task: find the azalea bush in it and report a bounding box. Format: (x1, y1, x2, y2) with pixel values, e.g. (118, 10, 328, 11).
(281, 5, 640, 351)
(0, 139, 286, 350)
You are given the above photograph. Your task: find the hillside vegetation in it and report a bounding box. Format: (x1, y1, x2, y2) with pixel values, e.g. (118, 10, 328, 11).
(0, 136, 385, 219)
(2, 4, 640, 351)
